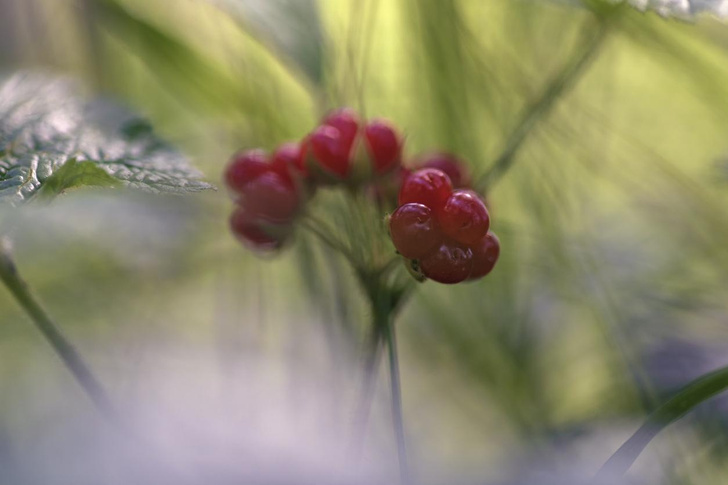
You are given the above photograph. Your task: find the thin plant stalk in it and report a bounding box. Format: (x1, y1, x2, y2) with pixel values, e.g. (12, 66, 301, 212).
(383, 316, 410, 485)
(0, 243, 115, 419)
(354, 270, 412, 484)
(303, 190, 413, 481)
(597, 365, 728, 479)
(476, 15, 611, 192)
(349, 328, 384, 457)
(301, 217, 360, 265)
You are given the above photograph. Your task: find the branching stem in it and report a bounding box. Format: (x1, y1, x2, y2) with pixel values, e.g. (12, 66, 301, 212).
(300, 217, 359, 264)
(353, 270, 412, 484)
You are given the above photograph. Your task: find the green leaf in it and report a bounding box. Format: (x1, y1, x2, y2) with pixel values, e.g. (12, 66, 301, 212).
(0, 72, 213, 206)
(597, 364, 728, 478)
(38, 159, 119, 198)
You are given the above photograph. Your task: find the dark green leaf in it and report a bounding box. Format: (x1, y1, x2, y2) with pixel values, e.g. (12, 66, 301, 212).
(0, 72, 213, 206)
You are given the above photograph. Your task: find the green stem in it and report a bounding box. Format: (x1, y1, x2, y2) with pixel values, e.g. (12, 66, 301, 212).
(350, 327, 383, 456)
(476, 15, 610, 193)
(0, 243, 116, 419)
(300, 218, 359, 265)
(356, 271, 412, 483)
(597, 365, 728, 479)
(383, 316, 410, 485)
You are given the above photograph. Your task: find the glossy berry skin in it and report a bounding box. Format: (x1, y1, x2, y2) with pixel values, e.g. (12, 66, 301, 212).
(225, 149, 269, 195)
(469, 232, 500, 280)
(229, 207, 285, 252)
(242, 171, 299, 223)
(308, 125, 352, 178)
(398, 168, 453, 211)
(388, 203, 441, 259)
(420, 153, 471, 188)
(364, 119, 402, 175)
(419, 242, 474, 284)
(438, 190, 490, 245)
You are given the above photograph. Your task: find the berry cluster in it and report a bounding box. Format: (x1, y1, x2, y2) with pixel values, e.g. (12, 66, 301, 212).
(367, 152, 473, 208)
(224, 108, 499, 284)
(225, 108, 403, 252)
(225, 144, 308, 251)
(389, 168, 500, 284)
(415, 152, 471, 189)
(224, 108, 403, 251)
(302, 108, 403, 184)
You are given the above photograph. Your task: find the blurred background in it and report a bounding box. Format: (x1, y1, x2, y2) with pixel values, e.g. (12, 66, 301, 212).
(1, 0, 728, 483)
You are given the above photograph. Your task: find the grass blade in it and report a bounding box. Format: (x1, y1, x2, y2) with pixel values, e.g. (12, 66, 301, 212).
(597, 365, 728, 478)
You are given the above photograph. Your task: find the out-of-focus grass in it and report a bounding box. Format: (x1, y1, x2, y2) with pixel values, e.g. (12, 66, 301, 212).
(1, 0, 728, 483)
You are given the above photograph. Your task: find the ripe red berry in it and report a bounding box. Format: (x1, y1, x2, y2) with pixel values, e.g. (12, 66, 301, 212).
(438, 190, 490, 245)
(229, 207, 285, 252)
(398, 168, 453, 211)
(419, 242, 474, 284)
(224, 149, 269, 195)
(272, 142, 305, 181)
(469, 232, 500, 280)
(364, 119, 402, 175)
(420, 153, 471, 188)
(308, 125, 352, 178)
(388, 203, 442, 259)
(323, 108, 360, 146)
(242, 171, 300, 223)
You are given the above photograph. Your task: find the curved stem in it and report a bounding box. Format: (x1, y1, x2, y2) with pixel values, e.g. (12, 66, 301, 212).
(475, 15, 610, 193)
(0, 243, 116, 419)
(597, 365, 728, 479)
(383, 318, 410, 484)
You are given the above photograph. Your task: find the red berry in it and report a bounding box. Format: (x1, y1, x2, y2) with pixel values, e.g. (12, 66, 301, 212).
(388, 203, 442, 259)
(224, 149, 269, 195)
(469, 232, 500, 280)
(323, 108, 360, 146)
(419, 242, 473, 284)
(398, 168, 453, 211)
(420, 153, 471, 188)
(364, 119, 402, 175)
(309, 125, 352, 178)
(438, 190, 490, 245)
(229, 207, 285, 252)
(272, 142, 305, 181)
(243, 171, 300, 223)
